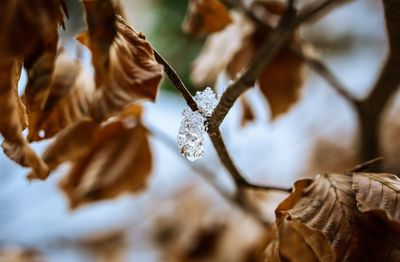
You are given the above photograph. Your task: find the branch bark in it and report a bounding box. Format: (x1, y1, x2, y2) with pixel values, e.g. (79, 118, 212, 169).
(153, 49, 199, 112)
(154, 0, 354, 196)
(357, 0, 400, 162)
(292, 42, 359, 107)
(206, 0, 351, 191)
(153, 47, 291, 193)
(208, 0, 351, 130)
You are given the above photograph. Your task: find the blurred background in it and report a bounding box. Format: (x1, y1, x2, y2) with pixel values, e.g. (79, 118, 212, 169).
(1, 0, 398, 261)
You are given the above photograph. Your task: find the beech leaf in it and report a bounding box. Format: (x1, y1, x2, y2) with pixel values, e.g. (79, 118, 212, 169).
(183, 0, 233, 36)
(27, 119, 100, 180)
(26, 53, 95, 141)
(0, 0, 65, 59)
(82, 0, 116, 86)
(258, 47, 304, 119)
(0, 60, 48, 179)
(240, 96, 256, 126)
(81, 15, 164, 121)
(273, 174, 400, 261)
(191, 12, 254, 86)
(353, 172, 400, 227)
(58, 104, 152, 209)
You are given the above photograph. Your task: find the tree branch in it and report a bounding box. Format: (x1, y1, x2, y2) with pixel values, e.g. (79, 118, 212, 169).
(295, 0, 350, 25)
(357, 0, 400, 162)
(153, 49, 199, 112)
(205, 0, 351, 190)
(209, 0, 351, 131)
(291, 42, 360, 107)
(154, 48, 290, 194)
(147, 124, 270, 227)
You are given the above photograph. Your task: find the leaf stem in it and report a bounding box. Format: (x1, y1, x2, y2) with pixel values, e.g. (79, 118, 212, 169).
(153, 49, 199, 112)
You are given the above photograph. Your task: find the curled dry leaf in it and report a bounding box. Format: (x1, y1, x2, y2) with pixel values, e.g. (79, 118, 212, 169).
(0, 0, 65, 178)
(0, 59, 48, 179)
(240, 95, 256, 126)
(14, 0, 66, 122)
(80, 15, 164, 121)
(183, 0, 232, 36)
(27, 119, 100, 180)
(265, 221, 318, 262)
(0, 0, 65, 59)
(258, 47, 304, 119)
(82, 0, 116, 86)
(27, 53, 95, 142)
(191, 12, 254, 86)
(227, 31, 304, 119)
(269, 173, 400, 262)
(56, 104, 152, 208)
(353, 172, 400, 228)
(0, 246, 44, 262)
(191, 1, 304, 119)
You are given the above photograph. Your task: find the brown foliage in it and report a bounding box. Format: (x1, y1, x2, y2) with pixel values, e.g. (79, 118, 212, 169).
(183, 0, 232, 36)
(267, 173, 400, 261)
(0, 0, 65, 59)
(0, 59, 48, 179)
(240, 96, 256, 126)
(0, 0, 66, 178)
(79, 16, 164, 122)
(0, 0, 162, 185)
(189, 1, 304, 119)
(60, 105, 152, 209)
(35, 104, 153, 208)
(26, 54, 94, 141)
(82, 0, 116, 87)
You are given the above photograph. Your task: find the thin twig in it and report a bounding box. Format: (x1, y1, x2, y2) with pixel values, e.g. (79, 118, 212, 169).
(291, 43, 359, 107)
(356, 0, 400, 163)
(220, 0, 357, 108)
(295, 0, 350, 25)
(153, 49, 199, 112)
(154, 45, 291, 194)
(245, 182, 292, 193)
(345, 157, 384, 173)
(208, 129, 292, 193)
(147, 124, 270, 227)
(209, 0, 351, 131)
(206, 0, 349, 192)
(207, 129, 248, 186)
(156, 0, 351, 194)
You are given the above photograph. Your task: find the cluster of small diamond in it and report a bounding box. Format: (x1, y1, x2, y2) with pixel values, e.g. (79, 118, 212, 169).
(177, 87, 218, 161)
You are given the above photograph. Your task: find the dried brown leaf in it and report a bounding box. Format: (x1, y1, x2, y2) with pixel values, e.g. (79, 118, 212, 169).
(183, 0, 232, 36)
(0, 0, 65, 59)
(7, 1, 66, 125)
(240, 96, 256, 126)
(264, 221, 319, 262)
(27, 53, 95, 141)
(0, 59, 48, 179)
(82, 0, 116, 86)
(273, 174, 400, 262)
(27, 119, 100, 180)
(0, 246, 44, 262)
(59, 104, 152, 208)
(227, 36, 304, 119)
(80, 15, 163, 121)
(23, 32, 59, 116)
(258, 47, 304, 119)
(353, 172, 400, 228)
(191, 12, 254, 86)
(183, 223, 226, 260)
